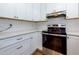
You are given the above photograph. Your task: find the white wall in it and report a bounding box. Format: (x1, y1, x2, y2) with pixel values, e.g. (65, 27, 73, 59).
(0, 19, 36, 32)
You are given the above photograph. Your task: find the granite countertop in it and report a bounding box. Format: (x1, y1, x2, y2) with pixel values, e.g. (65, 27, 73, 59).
(0, 30, 42, 39)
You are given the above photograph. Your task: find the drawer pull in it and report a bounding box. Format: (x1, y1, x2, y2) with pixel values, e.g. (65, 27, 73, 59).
(16, 46, 23, 49)
(17, 38, 23, 40)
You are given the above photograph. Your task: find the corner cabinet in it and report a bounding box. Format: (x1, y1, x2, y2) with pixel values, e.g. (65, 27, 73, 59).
(67, 35, 79, 55)
(66, 3, 79, 19)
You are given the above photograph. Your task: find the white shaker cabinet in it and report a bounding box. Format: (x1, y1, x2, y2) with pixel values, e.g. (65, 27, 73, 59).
(32, 32, 42, 50)
(40, 3, 47, 21)
(46, 3, 66, 14)
(55, 3, 66, 11)
(67, 35, 79, 55)
(0, 3, 17, 18)
(46, 3, 56, 14)
(66, 3, 79, 19)
(16, 3, 32, 21)
(32, 3, 41, 21)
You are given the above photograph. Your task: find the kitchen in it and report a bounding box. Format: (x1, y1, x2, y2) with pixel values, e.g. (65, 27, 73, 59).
(0, 3, 79, 55)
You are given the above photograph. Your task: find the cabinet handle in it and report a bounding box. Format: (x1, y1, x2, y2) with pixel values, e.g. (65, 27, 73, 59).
(17, 38, 23, 40)
(16, 46, 23, 49)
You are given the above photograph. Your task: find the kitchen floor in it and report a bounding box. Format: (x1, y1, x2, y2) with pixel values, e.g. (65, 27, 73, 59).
(32, 47, 63, 55)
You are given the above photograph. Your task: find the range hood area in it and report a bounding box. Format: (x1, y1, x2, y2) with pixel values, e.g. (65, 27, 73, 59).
(46, 11, 66, 18)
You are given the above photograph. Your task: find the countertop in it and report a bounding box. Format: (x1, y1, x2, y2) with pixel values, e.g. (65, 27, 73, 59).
(0, 30, 42, 39)
(67, 31, 79, 37)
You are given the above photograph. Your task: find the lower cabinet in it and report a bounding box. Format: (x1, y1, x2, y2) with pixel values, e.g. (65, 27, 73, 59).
(32, 32, 42, 50)
(67, 35, 79, 55)
(0, 37, 32, 55)
(0, 31, 42, 55)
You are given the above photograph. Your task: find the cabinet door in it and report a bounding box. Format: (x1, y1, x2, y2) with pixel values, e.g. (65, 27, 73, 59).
(32, 32, 42, 50)
(0, 3, 16, 18)
(67, 35, 79, 55)
(55, 3, 66, 11)
(40, 3, 47, 21)
(16, 3, 32, 21)
(46, 3, 56, 14)
(32, 3, 41, 21)
(66, 3, 79, 19)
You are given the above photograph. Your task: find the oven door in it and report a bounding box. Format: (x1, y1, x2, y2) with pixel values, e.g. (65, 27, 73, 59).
(42, 33, 67, 55)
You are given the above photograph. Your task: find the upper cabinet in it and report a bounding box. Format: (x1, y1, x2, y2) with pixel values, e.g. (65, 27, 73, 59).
(32, 3, 47, 21)
(40, 3, 47, 21)
(0, 3, 17, 18)
(46, 3, 55, 14)
(0, 3, 47, 21)
(66, 3, 79, 19)
(16, 3, 32, 21)
(55, 3, 66, 11)
(32, 3, 41, 21)
(46, 3, 66, 14)
(1, 3, 79, 21)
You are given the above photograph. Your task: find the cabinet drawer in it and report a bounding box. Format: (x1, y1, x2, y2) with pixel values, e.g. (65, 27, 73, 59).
(0, 37, 32, 55)
(0, 34, 32, 49)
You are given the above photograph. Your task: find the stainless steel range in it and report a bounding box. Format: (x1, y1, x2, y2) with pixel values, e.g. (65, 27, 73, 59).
(42, 24, 67, 55)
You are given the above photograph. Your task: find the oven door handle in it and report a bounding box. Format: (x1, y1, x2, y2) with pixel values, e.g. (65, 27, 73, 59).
(42, 33, 67, 37)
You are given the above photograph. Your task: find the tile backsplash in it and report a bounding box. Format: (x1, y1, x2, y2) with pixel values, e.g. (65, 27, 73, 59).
(66, 19, 79, 32)
(0, 19, 36, 32)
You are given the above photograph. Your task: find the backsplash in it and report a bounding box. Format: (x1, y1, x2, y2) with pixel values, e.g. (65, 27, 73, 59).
(0, 18, 79, 33)
(35, 22, 47, 31)
(47, 17, 66, 25)
(0, 19, 36, 32)
(66, 19, 79, 32)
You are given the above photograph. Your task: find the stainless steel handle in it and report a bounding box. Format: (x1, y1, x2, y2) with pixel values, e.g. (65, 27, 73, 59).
(43, 33, 66, 37)
(17, 38, 23, 40)
(16, 46, 23, 49)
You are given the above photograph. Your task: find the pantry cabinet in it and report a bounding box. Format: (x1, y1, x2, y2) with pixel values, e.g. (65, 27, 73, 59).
(67, 35, 79, 55)
(66, 3, 79, 19)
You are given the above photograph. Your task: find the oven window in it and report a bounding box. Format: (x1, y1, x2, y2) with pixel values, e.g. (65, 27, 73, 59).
(43, 35, 67, 55)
